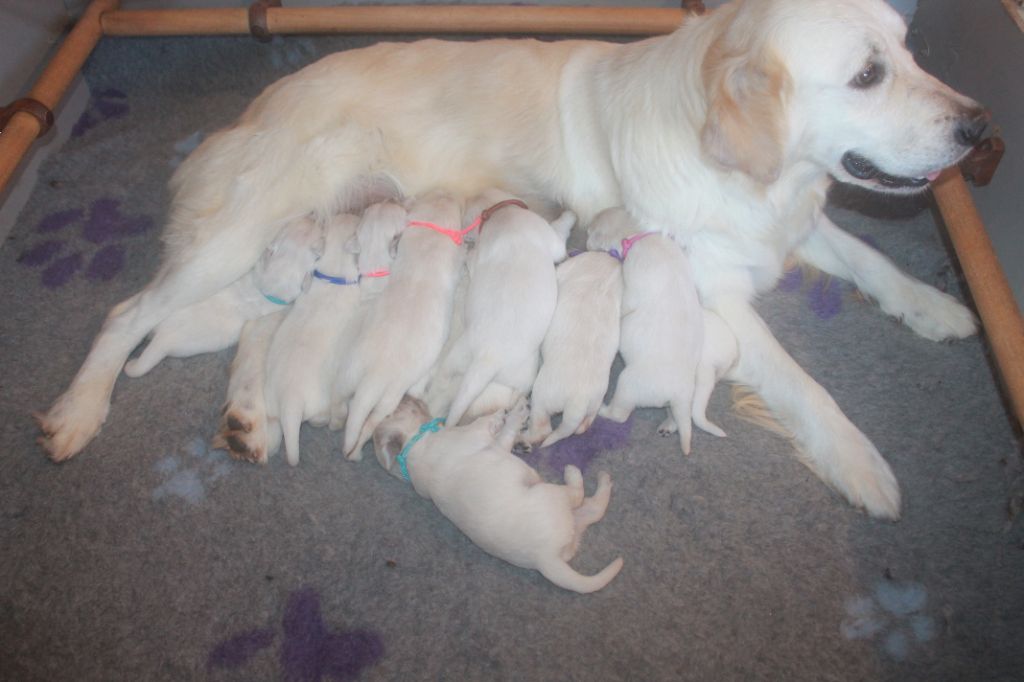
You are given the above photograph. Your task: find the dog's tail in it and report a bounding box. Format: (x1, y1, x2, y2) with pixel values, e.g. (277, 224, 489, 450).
(669, 395, 695, 456)
(537, 556, 624, 594)
(540, 400, 592, 448)
(445, 359, 500, 427)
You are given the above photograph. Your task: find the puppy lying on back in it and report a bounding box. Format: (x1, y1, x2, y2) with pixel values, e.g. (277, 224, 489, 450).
(264, 212, 367, 465)
(588, 208, 704, 455)
(332, 191, 467, 460)
(527, 250, 623, 447)
(443, 189, 575, 426)
(123, 216, 323, 378)
(373, 395, 623, 594)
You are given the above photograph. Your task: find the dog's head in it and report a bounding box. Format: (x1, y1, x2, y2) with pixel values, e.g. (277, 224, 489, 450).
(585, 207, 640, 252)
(255, 215, 325, 303)
(700, 0, 987, 194)
(371, 395, 432, 477)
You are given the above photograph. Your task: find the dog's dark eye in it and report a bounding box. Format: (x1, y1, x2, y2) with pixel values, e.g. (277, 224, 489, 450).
(851, 62, 884, 89)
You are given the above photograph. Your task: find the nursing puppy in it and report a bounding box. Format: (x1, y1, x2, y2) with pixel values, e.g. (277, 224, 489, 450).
(332, 191, 466, 460)
(373, 396, 624, 594)
(348, 200, 407, 299)
(527, 251, 623, 448)
(443, 189, 575, 427)
(589, 208, 704, 455)
(40, 0, 985, 521)
(122, 217, 323, 378)
(264, 213, 364, 466)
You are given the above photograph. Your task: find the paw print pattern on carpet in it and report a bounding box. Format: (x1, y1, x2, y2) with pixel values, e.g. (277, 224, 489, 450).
(208, 587, 384, 681)
(519, 416, 633, 477)
(16, 198, 154, 288)
(72, 88, 129, 137)
(840, 580, 937, 660)
(776, 265, 851, 320)
(152, 437, 232, 505)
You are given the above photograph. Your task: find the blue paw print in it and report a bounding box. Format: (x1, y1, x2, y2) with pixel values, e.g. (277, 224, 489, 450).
(16, 198, 154, 288)
(840, 580, 938, 660)
(777, 234, 881, 320)
(72, 88, 129, 137)
(208, 587, 384, 681)
(152, 437, 232, 506)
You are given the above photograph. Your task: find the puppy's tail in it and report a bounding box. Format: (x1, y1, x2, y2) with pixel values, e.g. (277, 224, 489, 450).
(691, 365, 726, 438)
(540, 401, 591, 449)
(279, 399, 304, 467)
(538, 556, 624, 594)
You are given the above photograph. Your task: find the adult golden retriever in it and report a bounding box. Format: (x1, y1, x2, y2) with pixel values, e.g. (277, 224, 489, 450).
(39, 0, 986, 520)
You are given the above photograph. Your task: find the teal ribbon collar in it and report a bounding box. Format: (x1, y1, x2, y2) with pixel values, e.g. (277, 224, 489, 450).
(396, 417, 445, 482)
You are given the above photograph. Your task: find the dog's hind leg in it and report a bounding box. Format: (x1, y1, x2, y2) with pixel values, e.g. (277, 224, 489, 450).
(540, 399, 588, 448)
(445, 360, 501, 427)
(713, 295, 901, 520)
(574, 470, 613, 531)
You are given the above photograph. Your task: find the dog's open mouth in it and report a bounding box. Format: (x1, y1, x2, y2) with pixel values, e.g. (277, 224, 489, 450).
(840, 152, 940, 189)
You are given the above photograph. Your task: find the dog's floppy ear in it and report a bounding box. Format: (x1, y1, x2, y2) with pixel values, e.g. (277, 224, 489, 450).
(372, 424, 407, 473)
(700, 38, 790, 184)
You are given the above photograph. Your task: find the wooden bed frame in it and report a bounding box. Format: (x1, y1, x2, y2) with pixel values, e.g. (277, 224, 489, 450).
(2, 0, 1021, 427)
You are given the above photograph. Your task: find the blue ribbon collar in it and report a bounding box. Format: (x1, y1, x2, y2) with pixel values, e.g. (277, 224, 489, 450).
(313, 269, 359, 286)
(396, 417, 445, 482)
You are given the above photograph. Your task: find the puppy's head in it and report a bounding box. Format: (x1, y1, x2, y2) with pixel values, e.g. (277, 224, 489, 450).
(585, 207, 639, 252)
(701, 0, 987, 194)
(351, 200, 407, 295)
(372, 395, 432, 476)
(255, 215, 324, 303)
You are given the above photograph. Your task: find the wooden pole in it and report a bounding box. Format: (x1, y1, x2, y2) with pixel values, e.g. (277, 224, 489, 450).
(100, 6, 685, 37)
(0, 0, 121, 198)
(933, 168, 1024, 427)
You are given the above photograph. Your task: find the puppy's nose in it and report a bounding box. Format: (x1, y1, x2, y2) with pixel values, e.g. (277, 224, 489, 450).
(954, 107, 990, 147)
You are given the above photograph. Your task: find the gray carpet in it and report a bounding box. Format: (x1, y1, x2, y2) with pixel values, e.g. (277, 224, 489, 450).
(1, 34, 1022, 682)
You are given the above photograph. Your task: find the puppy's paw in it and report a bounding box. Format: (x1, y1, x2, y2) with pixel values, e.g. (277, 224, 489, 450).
(217, 406, 268, 464)
(35, 391, 109, 462)
(883, 282, 977, 342)
(657, 415, 678, 437)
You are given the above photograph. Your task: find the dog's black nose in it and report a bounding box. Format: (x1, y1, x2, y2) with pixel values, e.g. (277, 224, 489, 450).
(955, 107, 990, 147)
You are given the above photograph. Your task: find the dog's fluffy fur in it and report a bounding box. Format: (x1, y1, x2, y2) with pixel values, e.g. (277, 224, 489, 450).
(373, 396, 623, 593)
(39, 0, 985, 520)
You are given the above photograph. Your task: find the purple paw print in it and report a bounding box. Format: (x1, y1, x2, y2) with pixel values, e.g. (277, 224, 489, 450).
(777, 264, 849, 320)
(208, 587, 384, 681)
(72, 88, 129, 137)
(17, 198, 154, 288)
(519, 416, 633, 476)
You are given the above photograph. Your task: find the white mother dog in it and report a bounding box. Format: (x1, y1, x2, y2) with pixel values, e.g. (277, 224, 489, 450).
(39, 0, 985, 520)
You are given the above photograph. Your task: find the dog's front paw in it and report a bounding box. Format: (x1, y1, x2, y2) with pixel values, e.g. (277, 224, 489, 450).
(883, 282, 977, 342)
(35, 390, 109, 462)
(818, 429, 902, 521)
(657, 415, 678, 437)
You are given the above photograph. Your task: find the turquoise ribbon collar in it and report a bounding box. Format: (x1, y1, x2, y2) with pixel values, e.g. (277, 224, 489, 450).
(396, 417, 445, 482)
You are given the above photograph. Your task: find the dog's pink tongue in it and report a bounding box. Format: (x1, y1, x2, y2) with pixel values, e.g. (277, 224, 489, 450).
(927, 170, 943, 182)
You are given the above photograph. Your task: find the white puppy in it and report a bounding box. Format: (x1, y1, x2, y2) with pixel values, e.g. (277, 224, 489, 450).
(527, 251, 623, 448)
(347, 199, 407, 299)
(373, 395, 623, 594)
(333, 191, 467, 460)
(263, 212, 366, 465)
(692, 310, 738, 438)
(443, 189, 575, 427)
(122, 217, 323, 378)
(589, 208, 704, 455)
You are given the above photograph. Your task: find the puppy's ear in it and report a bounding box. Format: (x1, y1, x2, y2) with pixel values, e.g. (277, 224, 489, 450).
(388, 234, 400, 259)
(372, 426, 407, 473)
(700, 40, 790, 185)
